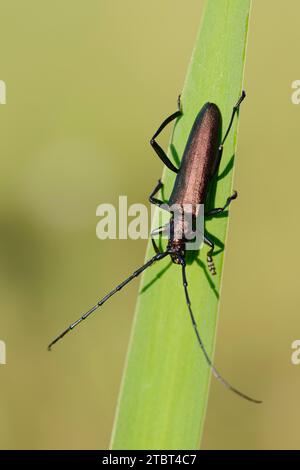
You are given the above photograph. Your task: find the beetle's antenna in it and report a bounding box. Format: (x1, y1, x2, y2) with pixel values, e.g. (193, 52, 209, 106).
(48, 251, 169, 351)
(180, 258, 262, 404)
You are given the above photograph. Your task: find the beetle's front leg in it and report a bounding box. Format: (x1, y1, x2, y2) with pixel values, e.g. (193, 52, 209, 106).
(150, 224, 169, 254)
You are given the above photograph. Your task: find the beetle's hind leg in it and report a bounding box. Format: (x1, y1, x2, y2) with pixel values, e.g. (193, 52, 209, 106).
(205, 191, 238, 217)
(214, 91, 246, 176)
(150, 96, 182, 174)
(204, 235, 216, 276)
(220, 91, 246, 148)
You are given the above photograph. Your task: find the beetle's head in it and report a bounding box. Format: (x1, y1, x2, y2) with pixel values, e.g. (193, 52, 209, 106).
(167, 240, 185, 265)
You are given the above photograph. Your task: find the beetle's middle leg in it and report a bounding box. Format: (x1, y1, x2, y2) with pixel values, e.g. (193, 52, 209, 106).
(149, 181, 170, 252)
(149, 179, 170, 210)
(205, 191, 238, 217)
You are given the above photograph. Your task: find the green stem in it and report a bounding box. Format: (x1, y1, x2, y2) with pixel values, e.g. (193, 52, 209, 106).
(111, 0, 252, 450)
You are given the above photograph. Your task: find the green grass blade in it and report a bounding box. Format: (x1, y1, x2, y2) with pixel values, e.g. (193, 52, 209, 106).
(111, 0, 251, 450)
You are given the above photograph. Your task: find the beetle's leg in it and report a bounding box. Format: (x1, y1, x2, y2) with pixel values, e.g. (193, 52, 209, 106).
(149, 179, 169, 211)
(213, 91, 246, 176)
(150, 96, 182, 173)
(150, 224, 169, 254)
(221, 90, 246, 147)
(205, 191, 238, 217)
(204, 235, 216, 276)
(151, 234, 161, 254)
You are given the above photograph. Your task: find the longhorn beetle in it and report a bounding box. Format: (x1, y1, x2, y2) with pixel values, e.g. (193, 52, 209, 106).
(48, 91, 261, 404)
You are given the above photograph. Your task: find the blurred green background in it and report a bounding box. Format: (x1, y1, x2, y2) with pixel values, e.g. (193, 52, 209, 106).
(0, 0, 299, 450)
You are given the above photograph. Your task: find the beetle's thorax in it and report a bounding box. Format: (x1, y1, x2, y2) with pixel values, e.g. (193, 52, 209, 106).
(167, 238, 185, 264)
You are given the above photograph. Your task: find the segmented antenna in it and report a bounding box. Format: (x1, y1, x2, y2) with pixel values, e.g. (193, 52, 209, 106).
(48, 251, 168, 351)
(179, 256, 262, 404)
(48, 247, 262, 404)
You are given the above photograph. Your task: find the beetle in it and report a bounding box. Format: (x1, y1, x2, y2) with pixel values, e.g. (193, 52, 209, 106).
(48, 91, 261, 404)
